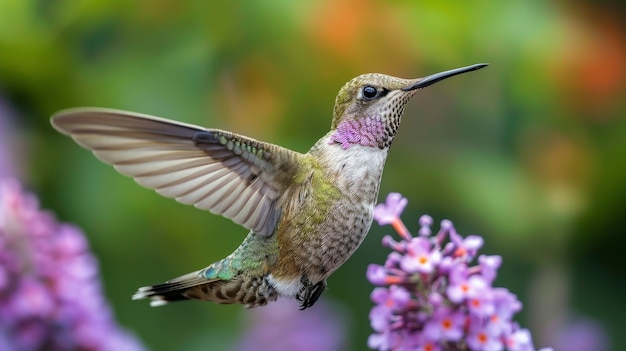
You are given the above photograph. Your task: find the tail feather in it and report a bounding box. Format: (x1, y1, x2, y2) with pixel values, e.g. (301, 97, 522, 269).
(132, 270, 211, 307)
(132, 269, 279, 308)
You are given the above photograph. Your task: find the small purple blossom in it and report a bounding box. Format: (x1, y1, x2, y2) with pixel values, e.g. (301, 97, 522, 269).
(0, 179, 145, 351)
(374, 193, 410, 240)
(479, 255, 502, 285)
(367, 192, 551, 351)
(401, 237, 441, 274)
(418, 215, 433, 236)
(374, 193, 408, 225)
(504, 328, 535, 351)
(423, 307, 465, 342)
(370, 285, 412, 333)
(448, 231, 484, 261)
(467, 319, 504, 351)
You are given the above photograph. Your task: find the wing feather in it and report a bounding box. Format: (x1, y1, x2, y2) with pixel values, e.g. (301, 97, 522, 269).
(51, 108, 303, 236)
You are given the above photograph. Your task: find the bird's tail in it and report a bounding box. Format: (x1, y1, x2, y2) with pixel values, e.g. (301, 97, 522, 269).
(132, 267, 279, 308)
(132, 270, 211, 307)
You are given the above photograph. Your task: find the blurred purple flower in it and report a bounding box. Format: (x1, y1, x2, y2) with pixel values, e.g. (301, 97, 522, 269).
(550, 318, 610, 351)
(0, 179, 145, 351)
(231, 297, 348, 351)
(367, 192, 552, 351)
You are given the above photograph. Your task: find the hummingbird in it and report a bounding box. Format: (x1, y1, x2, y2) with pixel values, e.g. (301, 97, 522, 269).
(51, 63, 487, 309)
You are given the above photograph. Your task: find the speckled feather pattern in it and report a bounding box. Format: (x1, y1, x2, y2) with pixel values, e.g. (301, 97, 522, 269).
(330, 117, 387, 149)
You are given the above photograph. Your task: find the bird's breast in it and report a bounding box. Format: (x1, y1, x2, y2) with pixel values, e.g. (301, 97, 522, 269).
(324, 144, 388, 237)
(271, 140, 389, 290)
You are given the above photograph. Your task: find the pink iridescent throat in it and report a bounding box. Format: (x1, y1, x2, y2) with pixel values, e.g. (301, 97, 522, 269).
(330, 117, 387, 149)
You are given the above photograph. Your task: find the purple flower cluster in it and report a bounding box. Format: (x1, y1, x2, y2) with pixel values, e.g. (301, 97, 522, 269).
(367, 193, 552, 351)
(0, 179, 145, 351)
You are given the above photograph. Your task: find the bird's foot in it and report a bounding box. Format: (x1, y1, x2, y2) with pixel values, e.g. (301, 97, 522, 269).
(296, 277, 326, 310)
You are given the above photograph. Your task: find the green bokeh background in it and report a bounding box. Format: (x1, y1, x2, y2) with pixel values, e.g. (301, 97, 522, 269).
(1, 0, 625, 350)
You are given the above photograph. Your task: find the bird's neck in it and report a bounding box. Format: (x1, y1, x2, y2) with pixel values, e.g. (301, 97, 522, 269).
(328, 117, 391, 149)
(309, 134, 389, 200)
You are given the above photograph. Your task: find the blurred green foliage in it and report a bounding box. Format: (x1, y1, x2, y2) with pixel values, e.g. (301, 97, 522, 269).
(1, 0, 625, 350)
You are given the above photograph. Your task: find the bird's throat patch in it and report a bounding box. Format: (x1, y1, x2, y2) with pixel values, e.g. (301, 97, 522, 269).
(330, 117, 387, 149)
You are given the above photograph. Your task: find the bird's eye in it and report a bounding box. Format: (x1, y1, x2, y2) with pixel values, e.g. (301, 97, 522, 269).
(361, 86, 378, 100)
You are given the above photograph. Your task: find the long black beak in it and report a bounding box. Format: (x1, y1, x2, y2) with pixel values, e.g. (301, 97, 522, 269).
(403, 63, 488, 91)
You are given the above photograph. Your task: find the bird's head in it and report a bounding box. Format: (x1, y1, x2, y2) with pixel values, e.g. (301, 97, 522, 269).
(329, 64, 487, 149)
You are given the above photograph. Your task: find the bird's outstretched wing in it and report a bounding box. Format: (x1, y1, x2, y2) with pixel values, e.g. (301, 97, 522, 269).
(51, 108, 302, 236)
